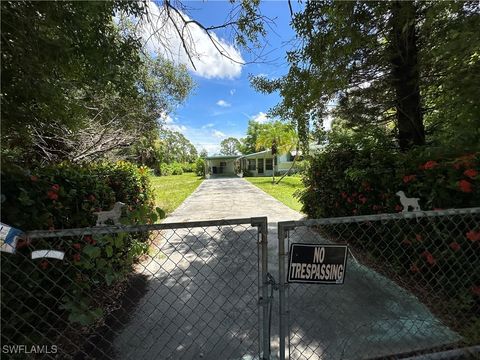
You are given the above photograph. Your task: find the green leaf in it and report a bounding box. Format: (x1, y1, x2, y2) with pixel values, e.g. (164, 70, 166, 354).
(105, 245, 113, 257)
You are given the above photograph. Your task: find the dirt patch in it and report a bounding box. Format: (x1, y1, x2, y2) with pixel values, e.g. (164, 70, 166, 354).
(73, 273, 149, 359)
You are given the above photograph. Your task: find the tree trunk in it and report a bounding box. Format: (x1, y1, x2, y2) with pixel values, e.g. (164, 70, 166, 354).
(389, 1, 425, 151)
(276, 154, 297, 184)
(272, 156, 275, 184)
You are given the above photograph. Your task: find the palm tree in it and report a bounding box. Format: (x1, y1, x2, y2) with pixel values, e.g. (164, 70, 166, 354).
(256, 121, 298, 184)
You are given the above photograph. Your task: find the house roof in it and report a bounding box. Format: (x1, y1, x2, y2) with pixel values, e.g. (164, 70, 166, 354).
(205, 155, 239, 160)
(238, 149, 271, 159)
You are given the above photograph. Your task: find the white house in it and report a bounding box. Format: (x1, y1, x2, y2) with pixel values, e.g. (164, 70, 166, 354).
(205, 155, 238, 176)
(206, 150, 300, 178)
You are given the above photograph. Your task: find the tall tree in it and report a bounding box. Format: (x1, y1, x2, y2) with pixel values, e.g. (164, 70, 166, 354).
(256, 122, 297, 184)
(239, 120, 266, 155)
(1, 1, 194, 165)
(252, 1, 479, 151)
(220, 137, 241, 155)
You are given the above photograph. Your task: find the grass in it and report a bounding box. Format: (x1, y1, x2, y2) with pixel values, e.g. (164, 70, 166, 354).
(246, 175, 305, 212)
(150, 172, 203, 215)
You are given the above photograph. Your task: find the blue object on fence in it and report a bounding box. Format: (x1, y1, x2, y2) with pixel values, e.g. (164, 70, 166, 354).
(0, 222, 24, 254)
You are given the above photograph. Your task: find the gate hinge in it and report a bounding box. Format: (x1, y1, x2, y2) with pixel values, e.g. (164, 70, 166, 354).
(266, 273, 279, 291)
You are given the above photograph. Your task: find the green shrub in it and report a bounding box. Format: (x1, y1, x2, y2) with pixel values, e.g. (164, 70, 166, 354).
(159, 162, 173, 176)
(181, 162, 195, 173)
(195, 158, 206, 177)
(299, 144, 480, 341)
(159, 162, 186, 176)
(1, 161, 162, 348)
(171, 162, 184, 175)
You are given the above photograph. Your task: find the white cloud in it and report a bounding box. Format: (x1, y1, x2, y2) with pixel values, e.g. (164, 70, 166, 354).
(230, 89, 236, 95)
(139, 1, 244, 79)
(250, 112, 269, 124)
(212, 130, 226, 139)
(202, 123, 215, 129)
(163, 114, 174, 124)
(216, 99, 231, 108)
(160, 113, 186, 133)
(168, 124, 187, 133)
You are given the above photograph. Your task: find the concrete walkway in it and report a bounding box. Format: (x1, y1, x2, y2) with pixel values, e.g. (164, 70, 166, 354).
(114, 177, 460, 359)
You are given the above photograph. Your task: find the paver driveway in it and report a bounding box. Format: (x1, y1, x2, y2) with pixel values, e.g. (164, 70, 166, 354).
(114, 177, 460, 359)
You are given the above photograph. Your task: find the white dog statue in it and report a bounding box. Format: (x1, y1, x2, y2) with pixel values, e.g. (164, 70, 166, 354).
(93, 202, 125, 226)
(396, 191, 421, 212)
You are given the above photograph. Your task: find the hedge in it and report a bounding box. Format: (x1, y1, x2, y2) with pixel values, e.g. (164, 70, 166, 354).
(299, 146, 480, 341)
(1, 161, 161, 351)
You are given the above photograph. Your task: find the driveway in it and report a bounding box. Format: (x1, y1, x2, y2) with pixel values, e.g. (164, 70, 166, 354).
(113, 177, 459, 359)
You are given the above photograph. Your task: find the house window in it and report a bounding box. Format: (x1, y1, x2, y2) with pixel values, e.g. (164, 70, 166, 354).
(266, 158, 273, 170)
(248, 159, 256, 171)
(288, 152, 295, 162)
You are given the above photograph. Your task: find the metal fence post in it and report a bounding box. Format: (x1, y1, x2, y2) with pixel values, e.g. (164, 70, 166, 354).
(252, 217, 270, 360)
(278, 221, 296, 360)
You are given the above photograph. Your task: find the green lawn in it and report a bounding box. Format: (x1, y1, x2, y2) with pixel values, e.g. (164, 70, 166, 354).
(150, 173, 203, 215)
(246, 176, 305, 212)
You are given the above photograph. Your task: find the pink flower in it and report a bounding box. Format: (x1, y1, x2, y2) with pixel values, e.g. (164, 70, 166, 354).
(403, 175, 416, 183)
(51, 184, 60, 192)
(464, 169, 478, 179)
(449, 242, 460, 252)
(458, 180, 473, 193)
(395, 204, 403, 212)
(466, 230, 480, 242)
(47, 190, 58, 201)
(420, 160, 438, 170)
(421, 251, 436, 266)
(358, 195, 367, 204)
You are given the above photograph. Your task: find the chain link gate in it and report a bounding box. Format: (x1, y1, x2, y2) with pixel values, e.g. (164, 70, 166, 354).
(1, 217, 271, 359)
(277, 208, 480, 360)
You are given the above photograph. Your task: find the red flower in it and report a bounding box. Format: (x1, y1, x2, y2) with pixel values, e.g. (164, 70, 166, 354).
(358, 195, 367, 204)
(421, 160, 438, 170)
(415, 234, 422, 242)
(466, 230, 480, 242)
(73, 253, 81, 262)
(72, 243, 81, 250)
(421, 251, 436, 266)
(84, 235, 96, 245)
(403, 175, 416, 183)
(51, 184, 60, 192)
(464, 169, 478, 179)
(471, 285, 480, 297)
(458, 180, 473, 193)
(347, 197, 353, 204)
(39, 260, 49, 270)
(449, 242, 461, 252)
(30, 175, 38, 182)
(47, 190, 58, 201)
(410, 263, 420, 273)
(395, 204, 403, 212)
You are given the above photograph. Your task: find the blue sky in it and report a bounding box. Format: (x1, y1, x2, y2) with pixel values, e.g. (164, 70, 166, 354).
(146, 1, 300, 154)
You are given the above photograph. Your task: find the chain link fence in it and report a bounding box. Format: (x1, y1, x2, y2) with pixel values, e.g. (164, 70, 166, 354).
(1, 217, 270, 359)
(278, 208, 480, 360)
